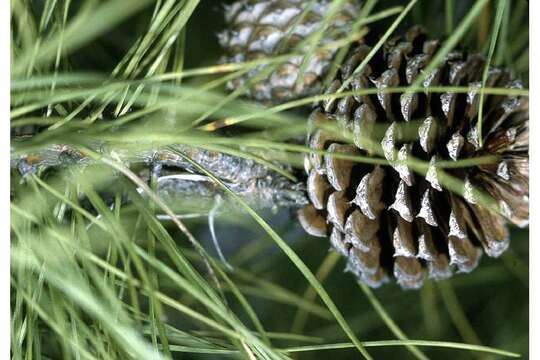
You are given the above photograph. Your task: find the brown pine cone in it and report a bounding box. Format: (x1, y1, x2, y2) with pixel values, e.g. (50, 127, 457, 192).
(218, 0, 361, 104)
(298, 26, 529, 289)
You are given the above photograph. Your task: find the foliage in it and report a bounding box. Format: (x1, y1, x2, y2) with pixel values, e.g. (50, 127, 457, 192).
(11, 1, 528, 359)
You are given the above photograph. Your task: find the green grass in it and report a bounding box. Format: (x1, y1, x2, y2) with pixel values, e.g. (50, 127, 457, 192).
(11, 1, 528, 359)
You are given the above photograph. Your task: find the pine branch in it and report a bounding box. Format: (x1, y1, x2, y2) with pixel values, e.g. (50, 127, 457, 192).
(11, 143, 308, 211)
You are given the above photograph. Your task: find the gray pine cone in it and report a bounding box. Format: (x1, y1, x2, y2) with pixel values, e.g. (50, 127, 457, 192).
(298, 26, 529, 289)
(219, 0, 361, 104)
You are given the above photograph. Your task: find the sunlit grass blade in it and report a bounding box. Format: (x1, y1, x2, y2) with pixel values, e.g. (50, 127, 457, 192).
(290, 251, 340, 333)
(477, 0, 506, 146)
(14, 0, 155, 75)
(283, 340, 520, 357)
(171, 149, 374, 360)
(359, 284, 429, 360)
(437, 281, 483, 346)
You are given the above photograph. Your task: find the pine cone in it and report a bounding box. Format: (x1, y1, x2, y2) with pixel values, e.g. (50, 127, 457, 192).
(298, 26, 529, 289)
(219, 0, 361, 104)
